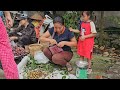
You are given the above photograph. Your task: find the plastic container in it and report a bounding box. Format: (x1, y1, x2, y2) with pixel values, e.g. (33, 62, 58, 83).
(76, 68, 87, 79)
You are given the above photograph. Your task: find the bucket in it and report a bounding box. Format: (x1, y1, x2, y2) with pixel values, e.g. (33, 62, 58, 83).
(76, 68, 87, 79)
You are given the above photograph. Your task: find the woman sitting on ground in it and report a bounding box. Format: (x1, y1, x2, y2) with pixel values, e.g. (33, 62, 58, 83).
(40, 16, 77, 71)
(9, 13, 37, 47)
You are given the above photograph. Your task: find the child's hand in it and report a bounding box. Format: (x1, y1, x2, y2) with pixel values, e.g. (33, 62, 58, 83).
(80, 36, 85, 41)
(69, 27, 73, 32)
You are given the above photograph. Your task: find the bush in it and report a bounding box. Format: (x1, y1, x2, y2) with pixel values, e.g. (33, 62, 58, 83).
(63, 12, 82, 40)
(63, 12, 81, 29)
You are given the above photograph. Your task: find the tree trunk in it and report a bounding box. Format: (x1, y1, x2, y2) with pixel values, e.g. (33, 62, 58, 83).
(99, 11, 104, 46)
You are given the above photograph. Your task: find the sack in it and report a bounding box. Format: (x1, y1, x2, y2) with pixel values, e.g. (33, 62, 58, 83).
(34, 51, 49, 64)
(48, 44, 63, 55)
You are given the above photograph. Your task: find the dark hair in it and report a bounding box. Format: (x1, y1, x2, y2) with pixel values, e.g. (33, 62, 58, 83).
(82, 11, 91, 16)
(53, 16, 64, 25)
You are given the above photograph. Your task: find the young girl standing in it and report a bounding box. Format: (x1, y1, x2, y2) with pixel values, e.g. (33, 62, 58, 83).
(69, 11, 97, 74)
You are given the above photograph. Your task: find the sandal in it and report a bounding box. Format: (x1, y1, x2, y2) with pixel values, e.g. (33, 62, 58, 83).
(66, 63, 73, 72)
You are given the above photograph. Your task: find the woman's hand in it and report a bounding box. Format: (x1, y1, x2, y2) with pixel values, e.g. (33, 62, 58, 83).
(80, 36, 86, 41)
(49, 39, 57, 45)
(57, 41, 66, 47)
(10, 36, 18, 41)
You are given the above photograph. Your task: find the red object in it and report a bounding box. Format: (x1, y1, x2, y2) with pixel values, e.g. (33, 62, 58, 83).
(0, 17, 19, 79)
(77, 21, 95, 60)
(34, 19, 45, 39)
(96, 75, 103, 79)
(49, 45, 63, 55)
(34, 26, 40, 39)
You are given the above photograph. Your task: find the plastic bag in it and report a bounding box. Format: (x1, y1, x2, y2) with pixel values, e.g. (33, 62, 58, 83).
(34, 51, 49, 64)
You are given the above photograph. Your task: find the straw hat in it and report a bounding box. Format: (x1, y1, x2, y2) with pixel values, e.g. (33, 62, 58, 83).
(30, 13, 43, 21)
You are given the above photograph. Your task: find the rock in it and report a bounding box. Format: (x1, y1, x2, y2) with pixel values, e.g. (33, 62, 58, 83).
(94, 45, 99, 48)
(103, 52, 109, 57)
(114, 50, 120, 55)
(116, 62, 120, 65)
(111, 74, 120, 79)
(99, 46, 105, 51)
(119, 54, 120, 57)
(107, 74, 114, 79)
(111, 48, 116, 51)
(109, 53, 117, 57)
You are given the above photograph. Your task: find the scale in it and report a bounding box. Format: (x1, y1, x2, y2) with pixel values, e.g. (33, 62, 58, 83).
(76, 61, 88, 79)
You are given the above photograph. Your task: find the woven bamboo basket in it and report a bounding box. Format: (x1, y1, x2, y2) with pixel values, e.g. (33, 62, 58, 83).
(29, 44, 43, 56)
(40, 42, 49, 50)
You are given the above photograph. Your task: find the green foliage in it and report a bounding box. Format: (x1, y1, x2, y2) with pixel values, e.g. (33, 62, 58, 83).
(105, 16, 120, 26)
(63, 12, 81, 29)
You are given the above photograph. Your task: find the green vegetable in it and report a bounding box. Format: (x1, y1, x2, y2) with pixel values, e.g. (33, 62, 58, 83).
(62, 76, 66, 79)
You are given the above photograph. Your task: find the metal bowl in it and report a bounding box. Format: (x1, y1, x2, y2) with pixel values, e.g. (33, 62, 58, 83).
(76, 60, 88, 68)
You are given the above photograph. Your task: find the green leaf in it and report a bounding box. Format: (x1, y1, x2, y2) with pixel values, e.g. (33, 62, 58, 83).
(62, 76, 66, 79)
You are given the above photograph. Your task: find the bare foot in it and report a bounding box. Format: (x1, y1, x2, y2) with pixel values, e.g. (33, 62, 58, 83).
(66, 62, 73, 71)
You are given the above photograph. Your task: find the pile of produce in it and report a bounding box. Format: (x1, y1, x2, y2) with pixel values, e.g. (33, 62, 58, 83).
(21, 55, 72, 79)
(12, 46, 28, 58)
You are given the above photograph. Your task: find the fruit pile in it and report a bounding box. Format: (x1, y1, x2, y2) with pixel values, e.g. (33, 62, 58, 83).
(12, 46, 28, 58)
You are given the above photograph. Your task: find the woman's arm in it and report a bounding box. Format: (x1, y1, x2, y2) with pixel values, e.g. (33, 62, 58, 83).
(65, 36, 77, 47)
(57, 36, 77, 47)
(40, 31, 52, 42)
(39, 31, 57, 45)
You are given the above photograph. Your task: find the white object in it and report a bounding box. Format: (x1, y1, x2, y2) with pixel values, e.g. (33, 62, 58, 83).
(10, 40, 17, 47)
(17, 56, 30, 79)
(45, 70, 69, 79)
(34, 51, 49, 64)
(44, 15, 54, 28)
(81, 28, 85, 36)
(76, 60, 88, 68)
(68, 74, 77, 79)
(17, 32, 22, 36)
(40, 15, 54, 35)
(76, 68, 80, 78)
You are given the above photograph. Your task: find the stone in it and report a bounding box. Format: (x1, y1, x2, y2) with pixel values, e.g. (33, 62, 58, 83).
(99, 46, 105, 51)
(111, 48, 116, 51)
(116, 62, 120, 65)
(103, 52, 109, 57)
(94, 45, 99, 48)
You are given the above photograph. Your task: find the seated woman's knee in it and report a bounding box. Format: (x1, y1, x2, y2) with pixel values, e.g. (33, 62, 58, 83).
(52, 54, 67, 66)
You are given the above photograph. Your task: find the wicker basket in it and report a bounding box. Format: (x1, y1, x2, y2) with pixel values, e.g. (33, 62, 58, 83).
(40, 42, 49, 50)
(29, 44, 43, 56)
